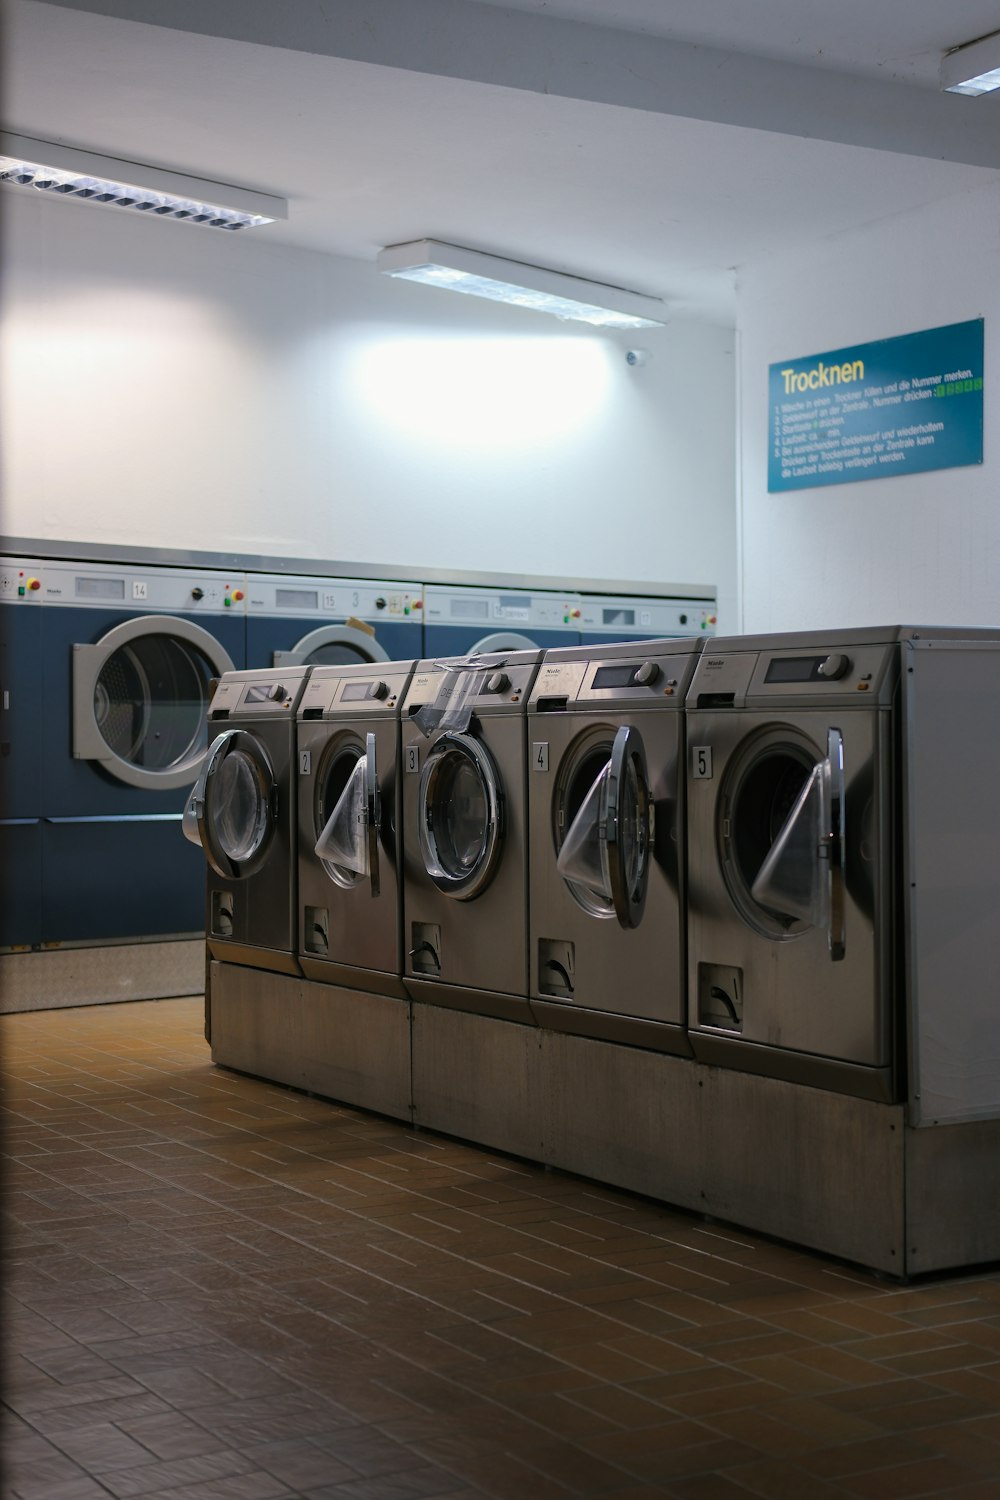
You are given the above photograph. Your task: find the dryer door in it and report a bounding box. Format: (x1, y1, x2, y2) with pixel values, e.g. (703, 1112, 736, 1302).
(417, 732, 503, 900)
(73, 616, 235, 791)
(751, 726, 846, 959)
(186, 730, 277, 880)
(314, 732, 381, 897)
(556, 723, 652, 929)
(274, 625, 389, 668)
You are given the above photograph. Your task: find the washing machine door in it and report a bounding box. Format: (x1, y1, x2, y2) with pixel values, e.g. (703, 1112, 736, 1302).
(467, 631, 538, 654)
(183, 730, 277, 880)
(750, 726, 846, 959)
(556, 723, 652, 929)
(313, 732, 381, 897)
(73, 616, 235, 791)
(417, 732, 503, 900)
(274, 625, 389, 668)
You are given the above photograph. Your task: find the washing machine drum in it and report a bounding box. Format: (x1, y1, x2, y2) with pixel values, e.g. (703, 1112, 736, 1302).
(73, 617, 235, 791)
(184, 730, 277, 880)
(720, 725, 846, 958)
(555, 723, 651, 929)
(417, 732, 504, 900)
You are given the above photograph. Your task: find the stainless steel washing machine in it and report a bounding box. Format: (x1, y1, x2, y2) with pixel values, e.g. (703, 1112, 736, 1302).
(296, 658, 417, 992)
(184, 666, 311, 975)
(684, 625, 1000, 1109)
(400, 649, 542, 1022)
(526, 638, 701, 1052)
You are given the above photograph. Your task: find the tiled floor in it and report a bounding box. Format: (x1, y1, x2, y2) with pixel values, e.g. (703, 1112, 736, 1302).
(4, 999, 1000, 1500)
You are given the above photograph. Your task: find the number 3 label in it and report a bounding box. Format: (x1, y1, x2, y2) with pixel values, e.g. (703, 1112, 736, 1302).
(691, 746, 713, 779)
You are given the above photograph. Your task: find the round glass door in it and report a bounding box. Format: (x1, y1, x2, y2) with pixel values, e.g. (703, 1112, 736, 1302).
(278, 625, 390, 668)
(313, 733, 380, 893)
(199, 732, 276, 880)
(417, 733, 503, 900)
(554, 724, 651, 928)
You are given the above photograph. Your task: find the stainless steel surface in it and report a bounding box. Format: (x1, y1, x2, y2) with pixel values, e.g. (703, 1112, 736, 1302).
(0, 939, 204, 1011)
(689, 678, 893, 1092)
(194, 667, 311, 971)
(902, 639, 1000, 1126)
(296, 659, 415, 990)
(411, 1003, 544, 1158)
(2, 535, 717, 603)
(401, 651, 542, 1020)
(526, 638, 700, 1052)
(210, 962, 412, 1123)
(905, 1115, 1000, 1273)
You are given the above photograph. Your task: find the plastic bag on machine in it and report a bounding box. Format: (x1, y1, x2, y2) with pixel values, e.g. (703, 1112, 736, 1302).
(556, 760, 613, 900)
(412, 660, 489, 738)
(315, 756, 370, 877)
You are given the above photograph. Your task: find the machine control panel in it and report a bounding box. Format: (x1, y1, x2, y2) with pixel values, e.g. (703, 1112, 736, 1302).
(688, 643, 895, 708)
(246, 574, 422, 621)
(0, 559, 246, 612)
(209, 668, 312, 717)
(298, 663, 416, 717)
(529, 650, 693, 707)
(403, 652, 541, 713)
(423, 584, 581, 629)
(578, 594, 717, 637)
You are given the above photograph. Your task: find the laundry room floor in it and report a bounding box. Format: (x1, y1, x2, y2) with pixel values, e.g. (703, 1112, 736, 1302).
(4, 1000, 1000, 1500)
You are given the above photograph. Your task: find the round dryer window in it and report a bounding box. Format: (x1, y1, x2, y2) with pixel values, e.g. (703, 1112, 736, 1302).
(94, 633, 216, 771)
(418, 733, 503, 900)
(209, 749, 271, 864)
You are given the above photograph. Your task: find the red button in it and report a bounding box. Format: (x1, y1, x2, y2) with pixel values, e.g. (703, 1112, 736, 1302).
(27, 578, 41, 591)
(232, 589, 244, 601)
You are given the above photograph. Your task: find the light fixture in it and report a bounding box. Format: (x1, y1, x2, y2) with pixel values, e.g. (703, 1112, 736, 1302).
(377, 240, 667, 329)
(0, 133, 286, 230)
(941, 30, 1000, 95)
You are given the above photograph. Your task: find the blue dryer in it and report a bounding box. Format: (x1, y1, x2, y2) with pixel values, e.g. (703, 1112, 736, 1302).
(245, 573, 424, 669)
(0, 557, 244, 947)
(422, 584, 583, 656)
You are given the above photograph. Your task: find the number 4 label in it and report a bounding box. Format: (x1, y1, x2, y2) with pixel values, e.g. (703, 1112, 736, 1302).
(533, 743, 549, 772)
(691, 745, 713, 779)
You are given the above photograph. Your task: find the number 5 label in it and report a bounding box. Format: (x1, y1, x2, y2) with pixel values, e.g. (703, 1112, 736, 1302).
(690, 745, 713, 779)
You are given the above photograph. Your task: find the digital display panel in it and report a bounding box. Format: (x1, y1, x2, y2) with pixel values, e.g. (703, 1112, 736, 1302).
(341, 681, 373, 702)
(275, 588, 318, 610)
(245, 684, 274, 703)
(453, 597, 489, 619)
(603, 607, 636, 626)
(500, 594, 531, 609)
(592, 663, 640, 689)
(76, 576, 125, 600)
(764, 656, 826, 684)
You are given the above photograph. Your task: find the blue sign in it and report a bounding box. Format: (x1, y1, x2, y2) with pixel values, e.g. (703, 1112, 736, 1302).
(768, 320, 983, 493)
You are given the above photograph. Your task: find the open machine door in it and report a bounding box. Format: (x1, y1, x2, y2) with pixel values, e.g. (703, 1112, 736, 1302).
(183, 729, 277, 880)
(556, 723, 652, 930)
(314, 733, 381, 897)
(274, 625, 390, 668)
(750, 727, 846, 959)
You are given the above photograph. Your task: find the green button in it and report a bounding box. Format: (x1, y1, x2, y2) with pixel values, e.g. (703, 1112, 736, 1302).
(18, 586, 24, 596)
(224, 597, 231, 607)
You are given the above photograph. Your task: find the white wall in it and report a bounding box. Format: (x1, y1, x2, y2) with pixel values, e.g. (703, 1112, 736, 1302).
(737, 181, 1000, 634)
(1, 191, 737, 628)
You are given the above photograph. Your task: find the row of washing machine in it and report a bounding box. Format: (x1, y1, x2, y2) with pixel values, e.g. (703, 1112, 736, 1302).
(1, 552, 715, 950)
(187, 624, 1000, 1123)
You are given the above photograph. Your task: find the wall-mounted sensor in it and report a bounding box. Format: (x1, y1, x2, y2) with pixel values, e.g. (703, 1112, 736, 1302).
(626, 348, 651, 367)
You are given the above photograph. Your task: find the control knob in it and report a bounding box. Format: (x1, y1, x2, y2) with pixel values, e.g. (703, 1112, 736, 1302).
(191, 586, 204, 600)
(268, 683, 287, 702)
(371, 680, 389, 700)
(817, 654, 850, 681)
(633, 661, 660, 686)
(487, 670, 511, 693)
(375, 597, 386, 610)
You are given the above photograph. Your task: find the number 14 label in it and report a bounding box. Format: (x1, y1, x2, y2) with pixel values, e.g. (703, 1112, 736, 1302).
(690, 745, 713, 779)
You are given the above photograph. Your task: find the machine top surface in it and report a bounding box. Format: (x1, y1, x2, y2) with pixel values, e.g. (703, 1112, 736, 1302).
(1, 557, 243, 613)
(298, 660, 416, 719)
(709, 624, 1000, 653)
(403, 649, 542, 718)
(209, 666, 312, 719)
(529, 637, 702, 711)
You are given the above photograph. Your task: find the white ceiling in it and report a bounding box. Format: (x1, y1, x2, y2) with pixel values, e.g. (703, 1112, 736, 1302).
(5, 0, 1000, 321)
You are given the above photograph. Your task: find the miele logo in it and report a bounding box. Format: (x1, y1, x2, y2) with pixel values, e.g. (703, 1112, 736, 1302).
(46, 587, 65, 596)
(705, 659, 726, 668)
(249, 596, 266, 609)
(543, 665, 563, 674)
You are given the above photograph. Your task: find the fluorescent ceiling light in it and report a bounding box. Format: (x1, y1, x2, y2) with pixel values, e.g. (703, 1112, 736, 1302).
(941, 30, 1000, 95)
(0, 133, 286, 230)
(377, 240, 667, 329)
